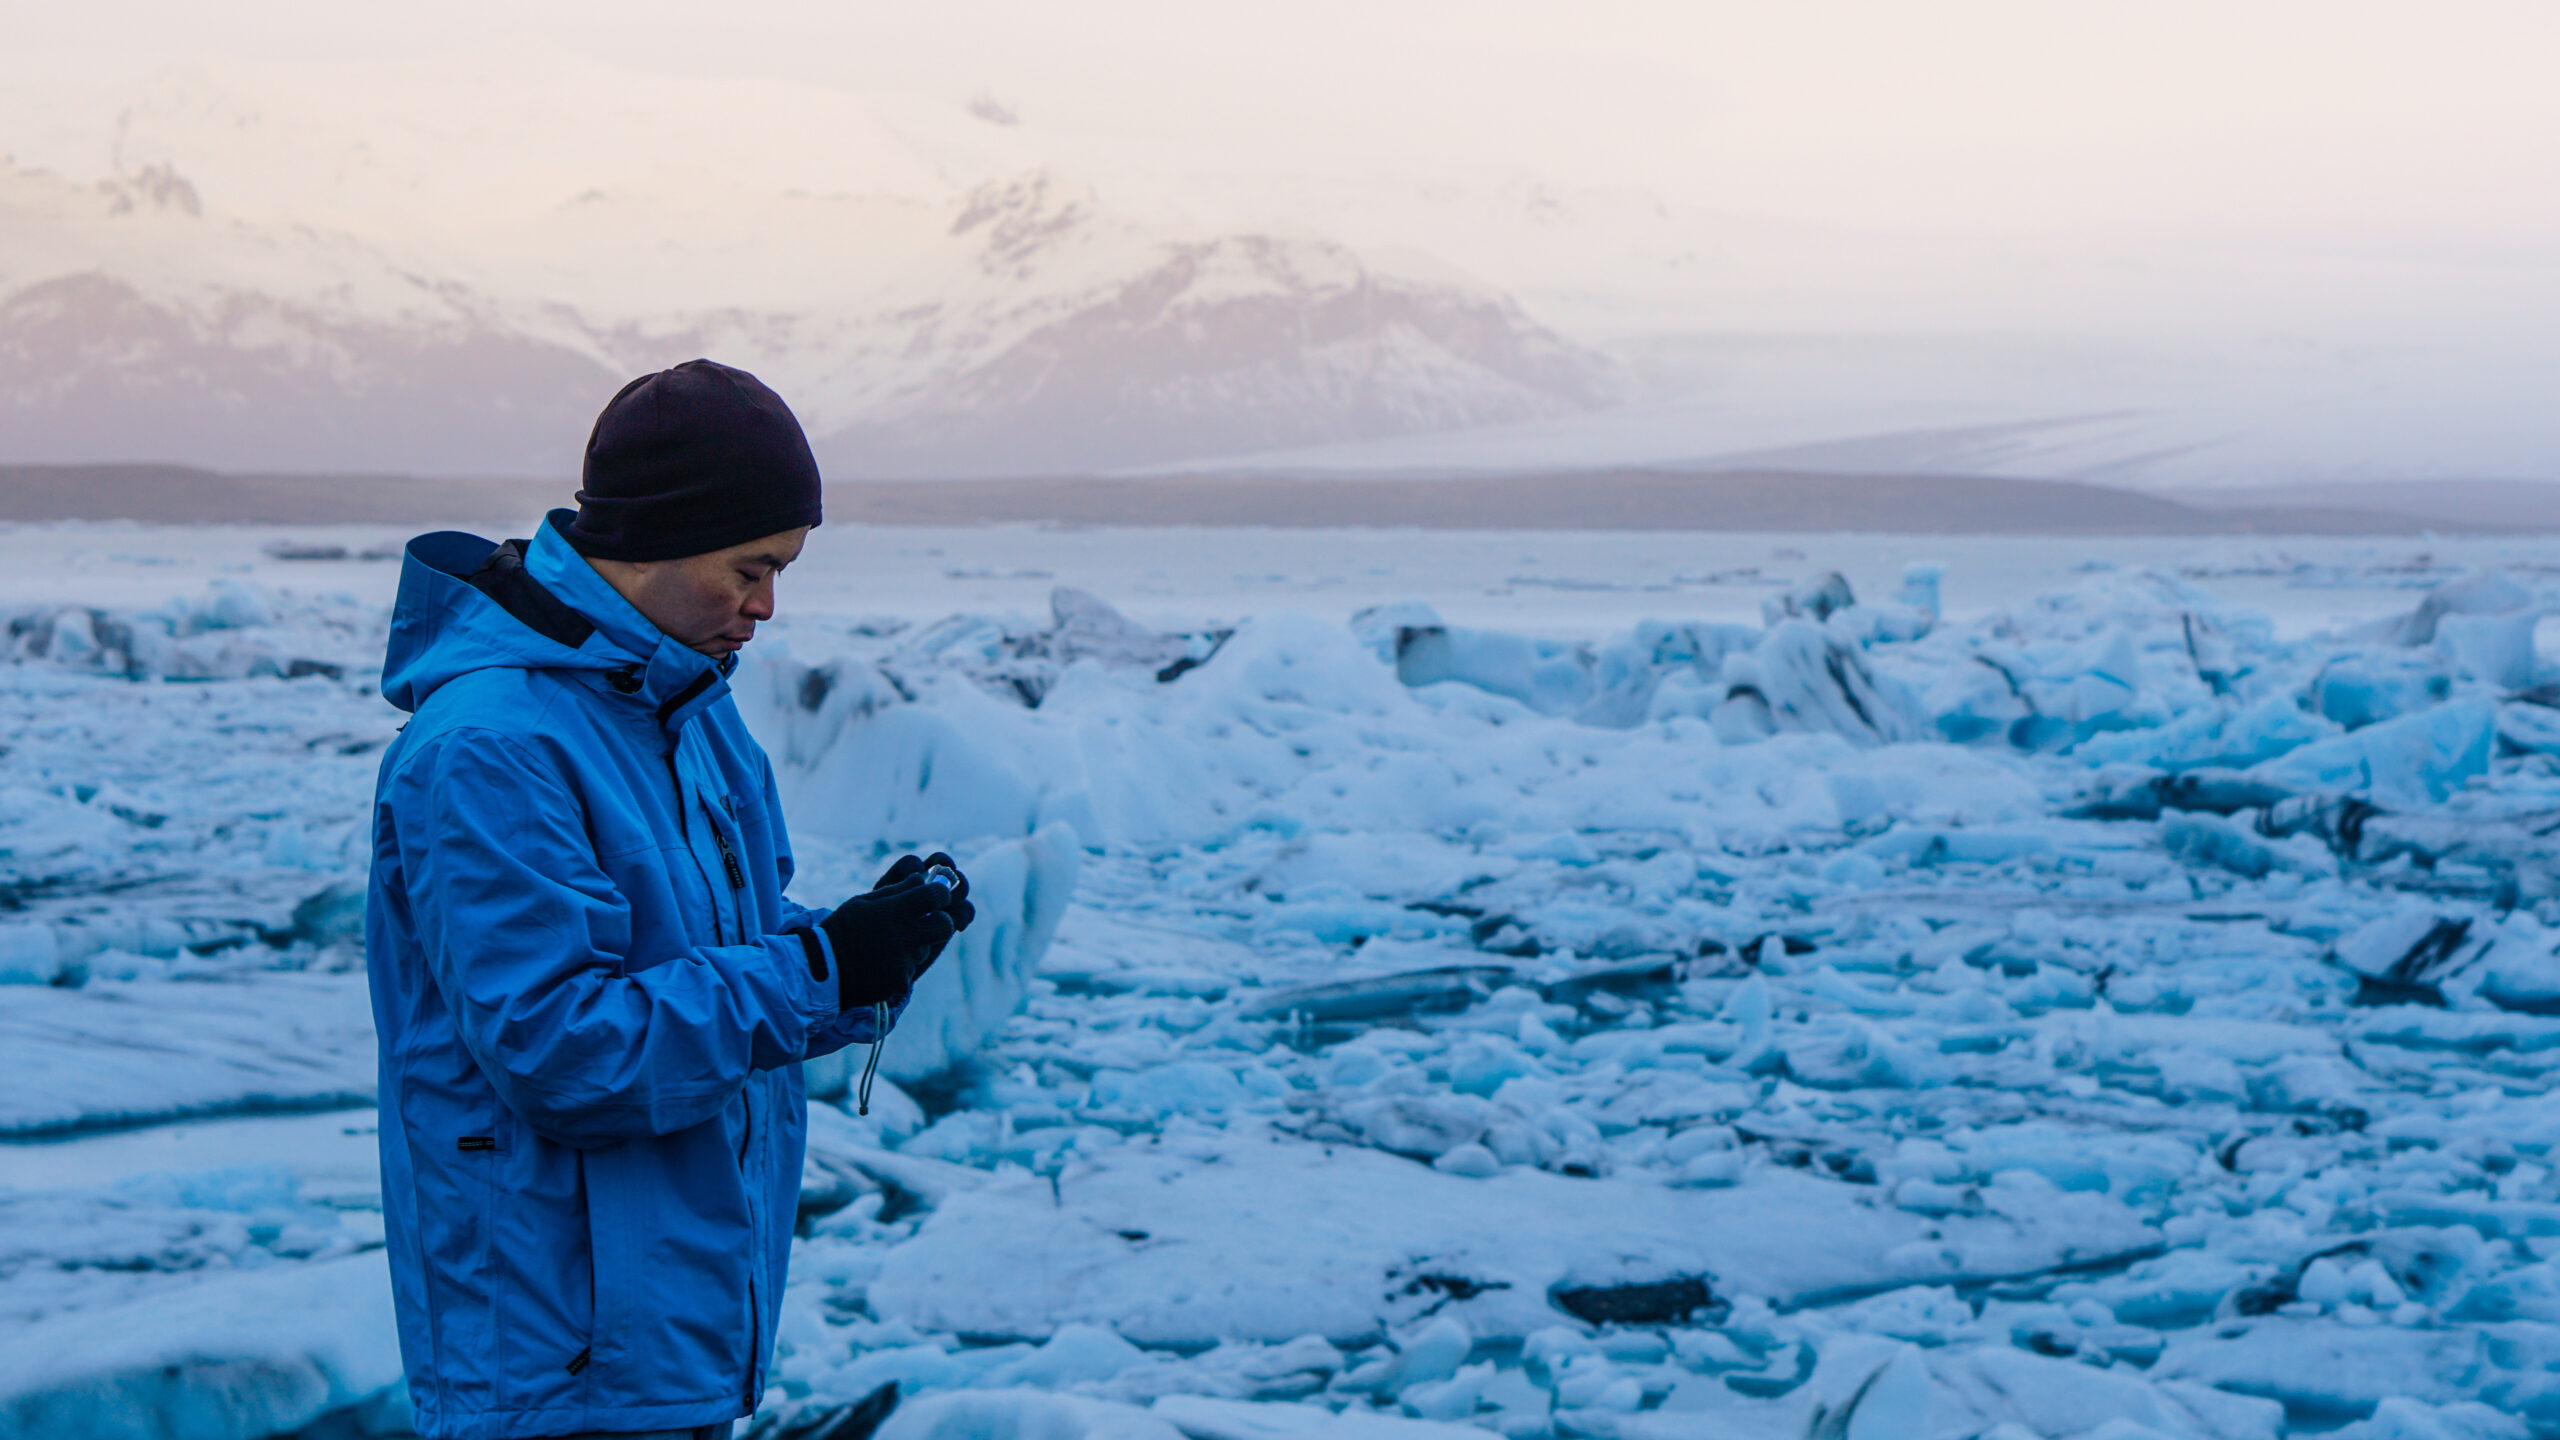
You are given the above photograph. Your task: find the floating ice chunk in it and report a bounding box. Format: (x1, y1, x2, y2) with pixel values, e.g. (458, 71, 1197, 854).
(2161, 810, 2334, 880)
(1717, 975, 1777, 1072)
(2437, 611, 2541, 689)
(1780, 1016, 1949, 1090)
(821, 1137, 992, 1225)
(1763, 572, 1856, 627)
(1856, 824, 2057, 870)
(1390, 622, 1686, 729)
(44, 606, 100, 665)
(1632, 619, 1761, 678)
(2299, 1257, 2354, 1306)
(2312, 651, 2452, 730)
(1049, 588, 1226, 678)
(2151, 1321, 2487, 1415)
(1240, 967, 1514, 1024)
(2347, 1259, 2409, 1310)
(1350, 601, 1446, 664)
(198, 580, 275, 632)
(1385, 1317, 1472, 1394)
(1919, 655, 2033, 745)
(2329, 1397, 2531, 1440)
(2079, 765, 2297, 822)
(1400, 1361, 1495, 1422)
(4, 584, 376, 681)
(805, 1078, 924, 1147)
(1835, 599, 1936, 647)
(2328, 906, 2475, 1006)
(1827, 1286, 1977, 1346)
(2248, 697, 2494, 808)
(1393, 624, 1596, 718)
(1431, 1144, 1501, 1179)
(818, 1342, 1018, 1404)
(2064, 628, 2144, 724)
(0, 1252, 398, 1440)
(1672, 1150, 1744, 1187)
(2446, 1259, 2560, 1324)
(878, 822, 1081, 1083)
(1088, 1062, 1258, 1122)
(978, 1323, 1150, 1390)
(1723, 621, 1921, 746)
(1152, 1394, 1500, 1439)
(1946, 1344, 2283, 1440)
(2369, 570, 2534, 647)
(768, 673, 1046, 849)
(2475, 913, 2560, 1013)
(1336, 1093, 1492, 1161)
(1440, 1035, 1536, 1097)
(1798, 1341, 1932, 1440)
(0, 923, 61, 985)
(2496, 700, 2560, 758)
(2080, 695, 2339, 771)
(1663, 1126, 1737, 1164)
(2162, 810, 2280, 878)
(877, 1388, 1184, 1440)
(0, 974, 377, 1137)
(865, 1129, 2158, 1348)
(1819, 850, 1889, 888)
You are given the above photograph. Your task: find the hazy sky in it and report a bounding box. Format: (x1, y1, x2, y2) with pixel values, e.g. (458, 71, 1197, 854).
(18, 0, 2559, 243)
(10, 1, 2555, 482)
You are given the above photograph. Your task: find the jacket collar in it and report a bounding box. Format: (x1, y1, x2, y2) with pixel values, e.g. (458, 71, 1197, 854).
(529, 510, 734, 734)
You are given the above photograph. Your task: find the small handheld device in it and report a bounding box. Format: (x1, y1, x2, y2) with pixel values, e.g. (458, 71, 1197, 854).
(861, 861, 959, 1117)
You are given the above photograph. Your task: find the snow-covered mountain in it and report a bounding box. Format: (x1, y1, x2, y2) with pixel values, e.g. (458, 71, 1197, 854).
(0, 62, 1615, 477)
(0, 162, 614, 475)
(7, 54, 2546, 489)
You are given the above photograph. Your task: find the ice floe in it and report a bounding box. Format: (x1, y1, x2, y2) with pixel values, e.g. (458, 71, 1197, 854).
(13, 544, 2560, 1437)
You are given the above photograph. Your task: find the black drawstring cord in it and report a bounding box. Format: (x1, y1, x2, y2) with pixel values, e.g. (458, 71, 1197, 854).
(856, 1001, 888, 1115)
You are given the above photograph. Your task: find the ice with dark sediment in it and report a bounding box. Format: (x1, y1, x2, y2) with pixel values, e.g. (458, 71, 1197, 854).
(13, 551, 2560, 1438)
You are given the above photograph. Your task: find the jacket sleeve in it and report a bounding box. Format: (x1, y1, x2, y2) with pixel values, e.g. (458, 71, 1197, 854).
(393, 727, 842, 1147)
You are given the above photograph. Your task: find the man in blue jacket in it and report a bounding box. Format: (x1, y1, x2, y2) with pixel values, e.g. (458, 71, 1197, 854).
(365, 360, 970, 1440)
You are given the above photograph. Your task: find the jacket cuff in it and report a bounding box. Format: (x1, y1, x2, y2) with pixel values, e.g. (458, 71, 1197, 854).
(794, 927, 842, 1021)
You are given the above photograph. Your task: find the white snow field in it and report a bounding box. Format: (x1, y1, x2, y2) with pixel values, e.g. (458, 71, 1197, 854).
(10, 520, 2560, 1440)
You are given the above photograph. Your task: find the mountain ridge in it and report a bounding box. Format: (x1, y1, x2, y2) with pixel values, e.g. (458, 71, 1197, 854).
(0, 463, 2526, 536)
(0, 67, 1617, 478)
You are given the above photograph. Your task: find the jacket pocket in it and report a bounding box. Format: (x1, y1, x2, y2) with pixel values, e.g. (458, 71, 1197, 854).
(481, 1118, 596, 1413)
(410, 1116, 500, 1413)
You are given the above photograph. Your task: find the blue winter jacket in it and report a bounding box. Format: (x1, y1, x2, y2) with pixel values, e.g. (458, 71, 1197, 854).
(365, 512, 884, 1439)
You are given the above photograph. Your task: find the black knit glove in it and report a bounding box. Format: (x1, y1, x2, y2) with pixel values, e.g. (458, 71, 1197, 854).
(819, 852, 974, 1009)
(874, 851, 975, 927)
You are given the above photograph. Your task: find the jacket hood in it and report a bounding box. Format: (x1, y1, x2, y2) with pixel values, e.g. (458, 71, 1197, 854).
(382, 510, 733, 730)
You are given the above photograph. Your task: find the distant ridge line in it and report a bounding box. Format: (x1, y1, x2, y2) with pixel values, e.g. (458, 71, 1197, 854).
(0, 463, 2523, 535)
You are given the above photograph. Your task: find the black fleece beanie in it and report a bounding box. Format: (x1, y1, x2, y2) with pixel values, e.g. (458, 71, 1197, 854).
(564, 359, 824, 562)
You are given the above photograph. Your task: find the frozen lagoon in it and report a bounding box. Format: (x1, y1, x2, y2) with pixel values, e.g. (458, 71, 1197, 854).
(7, 521, 2560, 1440)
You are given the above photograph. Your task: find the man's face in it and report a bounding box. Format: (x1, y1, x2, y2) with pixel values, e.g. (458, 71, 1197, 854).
(592, 527, 810, 660)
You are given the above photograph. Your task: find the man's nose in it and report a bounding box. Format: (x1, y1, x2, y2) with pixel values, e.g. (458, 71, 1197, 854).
(743, 580, 776, 622)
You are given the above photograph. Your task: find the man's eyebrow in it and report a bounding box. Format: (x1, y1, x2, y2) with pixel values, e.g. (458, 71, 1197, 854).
(738, 550, 795, 569)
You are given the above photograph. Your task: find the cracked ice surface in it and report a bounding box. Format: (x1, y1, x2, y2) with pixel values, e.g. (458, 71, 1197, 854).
(11, 525, 2560, 1440)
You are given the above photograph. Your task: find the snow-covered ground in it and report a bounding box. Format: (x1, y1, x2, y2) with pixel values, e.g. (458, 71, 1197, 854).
(9, 520, 2560, 1440)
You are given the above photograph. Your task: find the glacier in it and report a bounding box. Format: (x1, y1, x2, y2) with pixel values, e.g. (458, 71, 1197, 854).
(9, 526, 2560, 1439)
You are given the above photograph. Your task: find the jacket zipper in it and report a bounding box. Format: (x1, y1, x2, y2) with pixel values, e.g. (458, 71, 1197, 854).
(665, 751, 739, 945)
(741, 1080, 760, 1412)
(657, 699, 762, 1411)
(703, 798, 746, 891)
